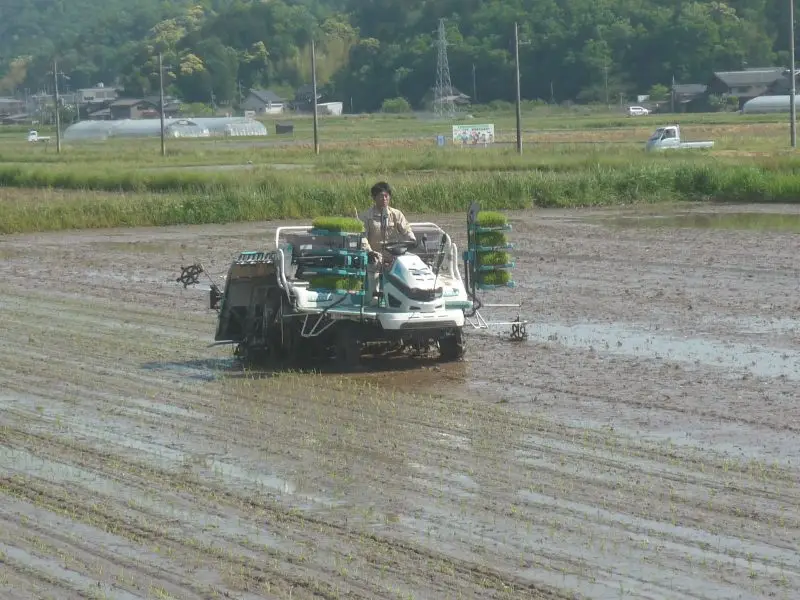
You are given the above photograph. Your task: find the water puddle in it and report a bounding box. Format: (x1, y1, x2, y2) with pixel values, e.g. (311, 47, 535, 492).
(141, 358, 235, 382)
(407, 462, 479, 499)
(0, 447, 300, 554)
(527, 321, 800, 380)
(606, 211, 800, 232)
(0, 543, 145, 600)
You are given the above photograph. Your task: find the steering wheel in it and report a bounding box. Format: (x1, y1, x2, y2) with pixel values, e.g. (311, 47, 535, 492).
(383, 240, 417, 256)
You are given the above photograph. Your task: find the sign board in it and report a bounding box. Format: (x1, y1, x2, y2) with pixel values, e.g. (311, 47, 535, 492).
(452, 124, 495, 146)
(436, 135, 446, 146)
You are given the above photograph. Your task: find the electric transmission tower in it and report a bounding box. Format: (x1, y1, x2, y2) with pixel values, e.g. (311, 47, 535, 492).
(434, 18, 456, 119)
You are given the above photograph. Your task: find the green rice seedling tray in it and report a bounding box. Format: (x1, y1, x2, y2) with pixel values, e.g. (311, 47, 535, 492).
(309, 228, 365, 237)
(478, 262, 515, 272)
(477, 270, 513, 286)
(477, 281, 516, 290)
(469, 224, 512, 234)
(311, 216, 364, 232)
(474, 211, 509, 228)
(475, 244, 514, 252)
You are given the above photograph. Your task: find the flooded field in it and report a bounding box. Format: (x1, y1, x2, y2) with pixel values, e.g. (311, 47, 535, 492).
(1, 203, 799, 599)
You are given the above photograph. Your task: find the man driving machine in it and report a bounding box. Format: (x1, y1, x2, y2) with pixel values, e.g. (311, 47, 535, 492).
(359, 181, 416, 302)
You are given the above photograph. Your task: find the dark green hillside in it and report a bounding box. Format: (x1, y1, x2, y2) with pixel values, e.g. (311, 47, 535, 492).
(0, 0, 792, 108)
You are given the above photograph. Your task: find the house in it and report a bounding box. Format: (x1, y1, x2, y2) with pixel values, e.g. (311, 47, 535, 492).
(671, 83, 707, 112)
(76, 85, 119, 104)
(0, 97, 26, 116)
(109, 98, 160, 120)
(242, 89, 285, 114)
(706, 68, 786, 108)
(763, 69, 800, 95)
(317, 102, 343, 116)
(420, 85, 471, 111)
(292, 84, 321, 112)
(86, 105, 112, 120)
(144, 95, 182, 117)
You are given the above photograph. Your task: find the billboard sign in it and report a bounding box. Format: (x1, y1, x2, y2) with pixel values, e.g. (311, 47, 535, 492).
(452, 123, 495, 146)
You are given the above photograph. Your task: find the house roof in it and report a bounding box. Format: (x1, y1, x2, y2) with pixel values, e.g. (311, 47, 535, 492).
(713, 68, 785, 88)
(294, 84, 322, 100)
(765, 70, 800, 94)
(143, 96, 181, 110)
(249, 89, 284, 103)
(110, 98, 155, 107)
(672, 84, 707, 95)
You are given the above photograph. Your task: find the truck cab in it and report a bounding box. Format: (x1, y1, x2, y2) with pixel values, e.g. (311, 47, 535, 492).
(647, 125, 680, 149)
(646, 124, 714, 151)
(27, 130, 51, 143)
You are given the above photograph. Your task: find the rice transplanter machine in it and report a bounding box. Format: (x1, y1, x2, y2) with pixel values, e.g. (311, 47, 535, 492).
(176, 203, 527, 369)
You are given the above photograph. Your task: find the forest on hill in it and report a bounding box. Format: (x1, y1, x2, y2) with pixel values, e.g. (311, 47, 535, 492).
(0, 0, 792, 111)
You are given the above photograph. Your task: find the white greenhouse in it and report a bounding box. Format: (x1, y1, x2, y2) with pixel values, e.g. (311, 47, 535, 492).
(63, 117, 267, 142)
(741, 95, 800, 114)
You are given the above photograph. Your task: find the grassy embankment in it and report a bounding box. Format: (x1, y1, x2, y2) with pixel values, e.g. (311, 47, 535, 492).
(2, 108, 800, 234)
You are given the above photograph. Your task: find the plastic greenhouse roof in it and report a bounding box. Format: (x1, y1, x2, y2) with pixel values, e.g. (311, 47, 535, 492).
(742, 95, 800, 114)
(63, 117, 267, 141)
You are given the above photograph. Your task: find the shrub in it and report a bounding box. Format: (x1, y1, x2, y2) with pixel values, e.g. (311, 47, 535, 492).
(381, 97, 412, 114)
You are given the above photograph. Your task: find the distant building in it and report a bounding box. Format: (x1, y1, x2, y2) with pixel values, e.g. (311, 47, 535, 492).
(671, 83, 708, 112)
(242, 89, 285, 114)
(109, 98, 160, 120)
(0, 97, 26, 116)
(76, 84, 119, 104)
(762, 69, 800, 95)
(706, 68, 786, 108)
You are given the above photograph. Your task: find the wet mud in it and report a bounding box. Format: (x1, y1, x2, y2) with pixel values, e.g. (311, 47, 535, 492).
(1, 204, 799, 599)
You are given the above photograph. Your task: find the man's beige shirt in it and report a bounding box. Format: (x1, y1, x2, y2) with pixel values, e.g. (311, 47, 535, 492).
(359, 205, 416, 255)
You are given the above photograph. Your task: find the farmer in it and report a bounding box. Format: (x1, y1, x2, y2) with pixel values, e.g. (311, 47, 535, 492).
(359, 181, 416, 301)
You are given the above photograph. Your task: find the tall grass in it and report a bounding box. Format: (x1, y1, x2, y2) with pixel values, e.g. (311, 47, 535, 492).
(4, 160, 800, 233)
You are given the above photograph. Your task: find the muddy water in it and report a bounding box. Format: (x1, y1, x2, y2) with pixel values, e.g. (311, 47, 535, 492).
(1, 203, 800, 599)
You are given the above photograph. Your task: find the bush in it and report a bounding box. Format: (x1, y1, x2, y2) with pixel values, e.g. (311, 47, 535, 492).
(381, 97, 412, 113)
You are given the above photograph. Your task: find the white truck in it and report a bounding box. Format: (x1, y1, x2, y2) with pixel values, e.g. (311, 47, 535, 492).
(645, 125, 714, 151)
(27, 130, 51, 143)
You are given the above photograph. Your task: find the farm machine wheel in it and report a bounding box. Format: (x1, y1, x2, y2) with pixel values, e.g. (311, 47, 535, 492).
(438, 328, 466, 362)
(334, 321, 364, 372)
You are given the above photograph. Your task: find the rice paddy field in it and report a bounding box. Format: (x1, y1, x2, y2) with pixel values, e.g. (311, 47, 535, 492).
(1, 108, 800, 599)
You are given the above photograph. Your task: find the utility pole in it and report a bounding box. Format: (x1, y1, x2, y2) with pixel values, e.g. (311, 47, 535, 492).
(791, 0, 797, 148)
(311, 36, 319, 155)
(159, 52, 166, 157)
(604, 63, 609, 109)
(671, 74, 676, 113)
(514, 22, 522, 154)
(53, 59, 61, 153)
(472, 63, 477, 104)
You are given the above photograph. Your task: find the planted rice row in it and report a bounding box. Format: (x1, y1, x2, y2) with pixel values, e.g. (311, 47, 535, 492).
(2, 162, 800, 234)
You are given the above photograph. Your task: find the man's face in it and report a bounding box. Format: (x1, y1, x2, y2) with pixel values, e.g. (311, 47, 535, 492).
(373, 190, 390, 210)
